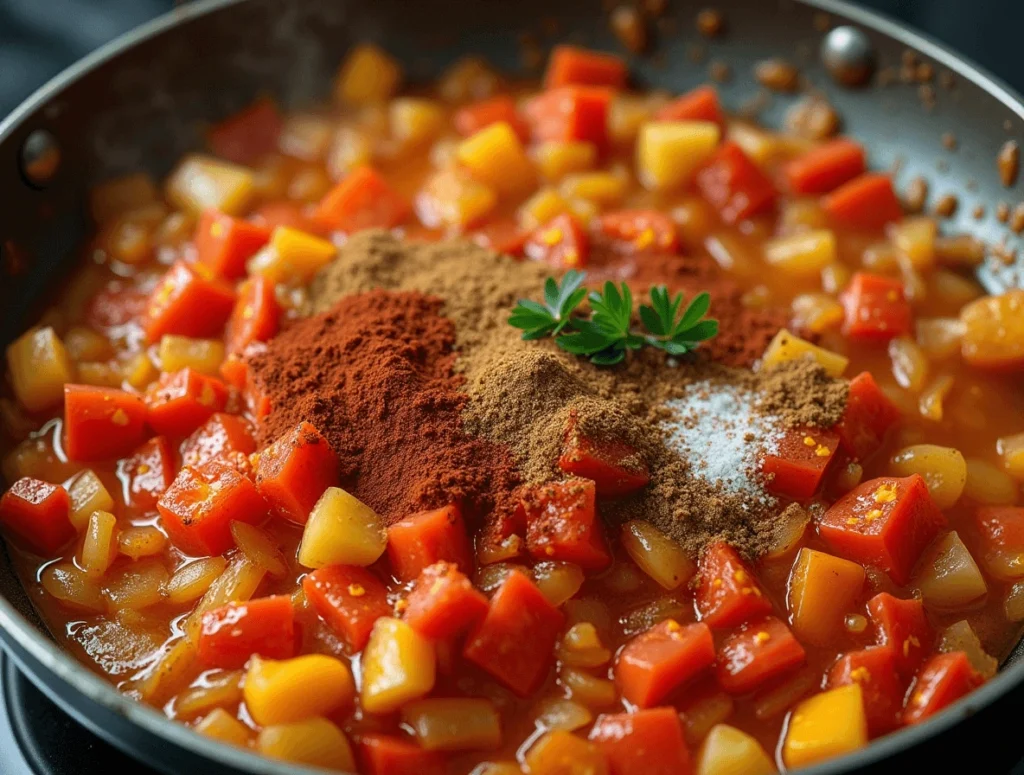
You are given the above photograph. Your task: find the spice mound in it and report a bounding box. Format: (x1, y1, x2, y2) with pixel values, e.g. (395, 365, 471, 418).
(246, 289, 520, 523)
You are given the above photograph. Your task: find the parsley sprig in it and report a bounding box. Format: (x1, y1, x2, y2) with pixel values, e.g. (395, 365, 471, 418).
(509, 271, 719, 366)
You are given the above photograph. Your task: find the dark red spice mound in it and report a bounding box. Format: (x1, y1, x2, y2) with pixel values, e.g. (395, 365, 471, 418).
(246, 290, 521, 524)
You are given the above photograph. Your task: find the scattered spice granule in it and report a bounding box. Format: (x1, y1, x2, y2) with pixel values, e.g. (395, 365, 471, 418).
(993, 240, 1018, 265)
(755, 58, 801, 93)
(999, 140, 1020, 187)
(916, 62, 935, 83)
(1011, 204, 1024, 234)
(902, 49, 917, 68)
(709, 61, 732, 83)
(997, 202, 1011, 223)
(904, 177, 929, 214)
(785, 96, 840, 141)
(919, 84, 937, 109)
(973, 204, 986, 220)
(662, 382, 780, 504)
(611, 5, 647, 53)
(696, 8, 725, 37)
(941, 132, 957, 151)
(934, 194, 958, 218)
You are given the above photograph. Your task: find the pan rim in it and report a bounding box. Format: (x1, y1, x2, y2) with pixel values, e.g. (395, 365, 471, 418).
(0, 0, 1022, 773)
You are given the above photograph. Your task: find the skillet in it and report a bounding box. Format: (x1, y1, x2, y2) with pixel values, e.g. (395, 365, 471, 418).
(0, 0, 1022, 772)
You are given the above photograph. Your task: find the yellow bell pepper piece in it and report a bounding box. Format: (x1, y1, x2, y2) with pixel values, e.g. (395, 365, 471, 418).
(298, 486, 387, 568)
(533, 141, 597, 181)
(247, 226, 337, 285)
(335, 43, 402, 105)
(243, 654, 354, 726)
(158, 335, 224, 376)
(456, 122, 536, 197)
(165, 154, 254, 215)
(788, 548, 865, 646)
(783, 684, 867, 769)
(559, 171, 626, 209)
(519, 188, 570, 230)
(390, 98, 446, 149)
(418, 168, 498, 229)
(7, 327, 73, 412)
(695, 724, 775, 775)
(637, 121, 720, 192)
(760, 329, 849, 377)
(258, 717, 355, 770)
(763, 230, 838, 277)
(195, 708, 250, 747)
(524, 730, 608, 775)
(361, 617, 436, 714)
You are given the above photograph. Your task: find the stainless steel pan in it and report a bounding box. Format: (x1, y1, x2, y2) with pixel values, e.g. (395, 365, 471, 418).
(0, 0, 1022, 772)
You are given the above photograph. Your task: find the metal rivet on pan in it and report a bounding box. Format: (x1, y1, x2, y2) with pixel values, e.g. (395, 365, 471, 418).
(821, 25, 876, 87)
(19, 129, 61, 188)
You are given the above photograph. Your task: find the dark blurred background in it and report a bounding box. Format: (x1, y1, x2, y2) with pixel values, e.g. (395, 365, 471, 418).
(1, 0, 1023, 118)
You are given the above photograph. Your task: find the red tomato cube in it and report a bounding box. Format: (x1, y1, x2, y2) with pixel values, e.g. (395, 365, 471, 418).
(544, 45, 627, 90)
(827, 646, 904, 735)
(255, 421, 338, 524)
(301, 565, 391, 651)
(903, 651, 982, 725)
(194, 210, 271, 279)
(762, 426, 840, 500)
(0, 478, 74, 556)
(454, 96, 529, 141)
(696, 141, 777, 224)
(835, 371, 901, 460)
(818, 475, 946, 585)
(116, 436, 176, 512)
(207, 97, 282, 166)
(63, 385, 148, 462)
(866, 592, 931, 678)
(589, 707, 691, 775)
(463, 570, 564, 696)
(145, 369, 229, 439)
(822, 173, 903, 231)
(143, 261, 236, 342)
(157, 462, 267, 556)
(522, 478, 611, 571)
(655, 85, 723, 125)
(525, 86, 612, 151)
(356, 734, 446, 775)
(198, 594, 296, 669)
(386, 505, 473, 582)
(179, 412, 256, 473)
(313, 165, 410, 233)
(594, 209, 680, 257)
(558, 410, 650, 496)
(225, 276, 280, 355)
(716, 616, 806, 695)
(402, 561, 489, 640)
(615, 620, 715, 707)
(524, 213, 590, 269)
(695, 542, 772, 629)
(841, 272, 913, 342)
(784, 138, 866, 195)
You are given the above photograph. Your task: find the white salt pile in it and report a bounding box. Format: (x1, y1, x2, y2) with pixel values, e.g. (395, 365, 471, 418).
(662, 381, 782, 505)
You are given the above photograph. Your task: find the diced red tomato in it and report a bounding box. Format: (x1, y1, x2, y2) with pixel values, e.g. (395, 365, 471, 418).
(594, 210, 680, 257)
(312, 165, 410, 233)
(145, 369, 229, 439)
(841, 272, 912, 342)
(524, 212, 590, 269)
(522, 478, 611, 571)
(589, 707, 691, 775)
(85, 284, 149, 332)
(471, 218, 530, 256)
(63, 385, 147, 461)
(117, 436, 176, 511)
(255, 421, 338, 524)
(696, 141, 777, 224)
(225, 276, 280, 355)
(558, 411, 650, 496)
(143, 261, 236, 342)
(866, 592, 931, 678)
(207, 97, 282, 166)
(761, 426, 840, 500)
(454, 96, 529, 141)
(463, 569, 564, 696)
(835, 371, 901, 460)
(356, 734, 446, 775)
(784, 138, 867, 195)
(544, 45, 628, 90)
(197, 594, 295, 669)
(818, 475, 946, 585)
(157, 462, 267, 556)
(822, 173, 903, 230)
(250, 200, 325, 234)
(525, 86, 612, 152)
(827, 646, 904, 735)
(615, 620, 715, 708)
(402, 561, 489, 640)
(0, 478, 74, 555)
(302, 565, 391, 651)
(194, 210, 271, 280)
(655, 85, 723, 125)
(179, 412, 256, 472)
(386, 505, 473, 582)
(695, 542, 772, 629)
(715, 616, 806, 695)
(903, 651, 982, 725)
